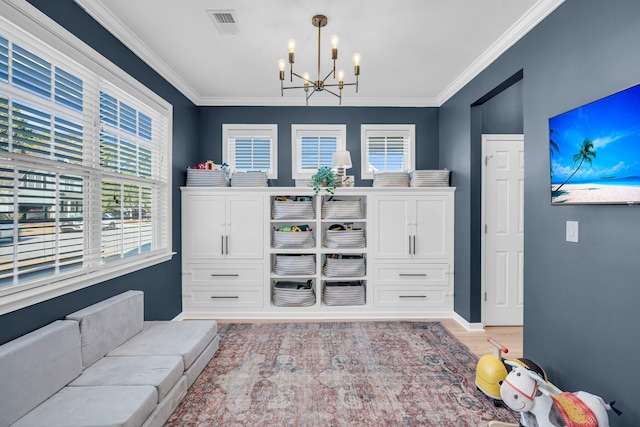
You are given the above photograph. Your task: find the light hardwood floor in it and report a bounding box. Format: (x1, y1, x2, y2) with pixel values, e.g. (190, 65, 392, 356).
(215, 318, 523, 358)
(439, 318, 523, 359)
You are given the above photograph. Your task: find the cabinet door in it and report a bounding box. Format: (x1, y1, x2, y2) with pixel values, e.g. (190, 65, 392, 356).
(183, 195, 227, 259)
(413, 196, 449, 260)
(226, 196, 264, 259)
(372, 196, 412, 259)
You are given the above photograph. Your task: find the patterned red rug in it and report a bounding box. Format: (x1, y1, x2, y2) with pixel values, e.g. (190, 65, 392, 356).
(166, 321, 519, 426)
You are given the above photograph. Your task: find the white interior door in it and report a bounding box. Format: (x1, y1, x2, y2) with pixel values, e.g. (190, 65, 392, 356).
(482, 134, 524, 326)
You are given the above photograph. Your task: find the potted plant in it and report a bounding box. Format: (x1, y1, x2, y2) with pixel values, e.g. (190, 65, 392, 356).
(310, 166, 339, 195)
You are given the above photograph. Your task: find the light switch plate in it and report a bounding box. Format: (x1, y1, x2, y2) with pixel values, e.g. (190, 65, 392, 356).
(566, 220, 579, 242)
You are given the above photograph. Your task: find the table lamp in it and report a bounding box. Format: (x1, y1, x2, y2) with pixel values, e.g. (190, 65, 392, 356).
(332, 150, 352, 186)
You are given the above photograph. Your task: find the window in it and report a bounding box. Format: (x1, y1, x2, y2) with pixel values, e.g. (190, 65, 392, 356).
(0, 5, 172, 314)
(361, 124, 415, 179)
(291, 124, 346, 179)
(222, 124, 277, 178)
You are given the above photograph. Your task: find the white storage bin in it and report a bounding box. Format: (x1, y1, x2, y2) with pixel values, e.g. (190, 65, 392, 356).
(323, 281, 366, 306)
(272, 200, 315, 219)
(186, 169, 228, 187)
(272, 230, 315, 249)
(409, 169, 450, 187)
(321, 200, 362, 219)
(323, 256, 365, 277)
(274, 254, 316, 275)
(272, 280, 316, 307)
(323, 229, 366, 249)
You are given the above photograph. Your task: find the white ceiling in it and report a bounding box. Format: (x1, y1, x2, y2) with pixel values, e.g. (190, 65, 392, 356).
(73, 0, 564, 107)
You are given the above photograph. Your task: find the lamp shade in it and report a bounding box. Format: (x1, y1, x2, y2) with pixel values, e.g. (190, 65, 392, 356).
(332, 150, 352, 169)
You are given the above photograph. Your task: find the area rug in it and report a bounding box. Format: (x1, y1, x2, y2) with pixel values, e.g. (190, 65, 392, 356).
(166, 321, 519, 426)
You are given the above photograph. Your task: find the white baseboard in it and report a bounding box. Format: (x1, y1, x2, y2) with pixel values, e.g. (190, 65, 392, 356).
(172, 310, 485, 331)
(452, 312, 485, 331)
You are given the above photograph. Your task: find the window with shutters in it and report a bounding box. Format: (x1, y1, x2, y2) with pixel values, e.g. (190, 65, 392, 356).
(222, 124, 277, 178)
(0, 7, 172, 314)
(291, 124, 346, 179)
(361, 124, 415, 179)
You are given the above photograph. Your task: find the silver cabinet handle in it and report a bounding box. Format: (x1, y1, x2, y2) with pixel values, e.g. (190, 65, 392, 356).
(399, 295, 427, 298)
(221, 235, 224, 255)
(211, 274, 240, 277)
(408, 235, 412, 254)
(399, 273, 427, 277)
(412, 235, 416, 255)
(211, 296, 239, 299)
(225, 235, 229, 255)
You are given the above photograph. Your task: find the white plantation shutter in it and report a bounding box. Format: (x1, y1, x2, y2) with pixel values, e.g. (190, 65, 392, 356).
(291, 124, 346, 179)
(300, 135, 336, 171)
(0, 11, 172, 311)
(222, 124, 277, 178)
(98, 82, 168, 263)
(361, 125, 415, 179)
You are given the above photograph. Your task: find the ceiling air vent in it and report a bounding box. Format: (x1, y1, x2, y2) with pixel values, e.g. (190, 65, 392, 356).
(208, 10, 240, 35)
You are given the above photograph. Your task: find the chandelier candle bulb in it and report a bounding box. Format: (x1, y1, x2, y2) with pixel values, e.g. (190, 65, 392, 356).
(331, 34, 339, 60)
(303, 72, 310, 92)
(287, 38, 295, 81)
(278, 59, 286, 80)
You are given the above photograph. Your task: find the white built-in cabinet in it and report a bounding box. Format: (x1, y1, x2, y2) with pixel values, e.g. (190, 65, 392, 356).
(181, 187, 454, 319)
(182, 194, 263, 260)
(372, 195, 450, 260)
(371, 193, 454, 313)
(182, 194, 265, 312)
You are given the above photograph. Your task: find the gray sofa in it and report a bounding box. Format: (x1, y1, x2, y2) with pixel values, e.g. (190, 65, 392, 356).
(0, 290, 219, 427)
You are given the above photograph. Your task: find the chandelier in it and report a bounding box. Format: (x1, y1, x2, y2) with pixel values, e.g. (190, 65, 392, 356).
(278, 14, 360, 105)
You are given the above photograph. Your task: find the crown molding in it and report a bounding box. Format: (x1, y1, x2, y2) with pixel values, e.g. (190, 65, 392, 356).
(436, 0, 565, 105)
(73, 0, 201, 104)
(194, 96, 440, 108)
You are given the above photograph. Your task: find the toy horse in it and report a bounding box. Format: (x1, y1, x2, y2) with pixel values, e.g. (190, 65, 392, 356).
(499, 361, 621, 427)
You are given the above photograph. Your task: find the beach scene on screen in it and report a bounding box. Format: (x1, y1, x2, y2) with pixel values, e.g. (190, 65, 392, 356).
(550, 83, 640, 204)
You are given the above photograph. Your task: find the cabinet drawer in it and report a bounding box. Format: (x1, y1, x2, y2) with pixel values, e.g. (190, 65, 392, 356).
(374, 287, 447, 308)
(187, 264, 263, 285)
(373, 263, 449, 286)
(187, 286, 264, 308)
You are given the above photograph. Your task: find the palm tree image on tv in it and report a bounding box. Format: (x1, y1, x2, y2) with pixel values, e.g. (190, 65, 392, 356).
(552, 138, 596, 193)
(550, 128, 559, 178)
(549, 83, 640, 204)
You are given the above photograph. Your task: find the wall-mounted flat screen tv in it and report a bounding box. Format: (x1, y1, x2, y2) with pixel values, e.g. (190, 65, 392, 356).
(549, 83, 640, 205)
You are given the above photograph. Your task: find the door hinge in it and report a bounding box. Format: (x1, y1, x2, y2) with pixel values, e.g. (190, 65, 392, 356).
(484, 224, 488, 234)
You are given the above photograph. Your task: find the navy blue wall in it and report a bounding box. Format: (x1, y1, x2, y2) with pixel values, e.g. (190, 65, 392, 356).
(0, 0, 198, 345)
(198, 106, 439, 187)
(441, 0, 640, 424)
(481, 80, 523, 134)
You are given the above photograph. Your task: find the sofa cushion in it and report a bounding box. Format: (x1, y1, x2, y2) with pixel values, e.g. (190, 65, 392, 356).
(0, 320, 82, 427)
(12, 385, 157, 427)
(69, 355, 183, 402)
(66, 290, 144, 369)
(141, 376, 188, 427)
(185, 333, 221, 387)
(109, 320, 217, 370)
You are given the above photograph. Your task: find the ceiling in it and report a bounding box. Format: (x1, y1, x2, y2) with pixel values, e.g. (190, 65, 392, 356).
(73, 0, 564, 107)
